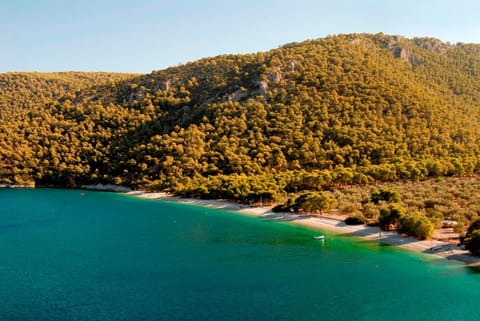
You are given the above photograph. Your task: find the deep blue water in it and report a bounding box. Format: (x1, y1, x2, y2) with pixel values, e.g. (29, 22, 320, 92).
(1, 188, 480, 320)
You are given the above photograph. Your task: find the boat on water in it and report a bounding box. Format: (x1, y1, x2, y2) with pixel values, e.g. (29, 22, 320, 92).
(313, 235, 325, 240)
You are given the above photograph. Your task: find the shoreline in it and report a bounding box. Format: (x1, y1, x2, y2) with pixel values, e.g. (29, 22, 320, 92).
(128, 190, 480, 269)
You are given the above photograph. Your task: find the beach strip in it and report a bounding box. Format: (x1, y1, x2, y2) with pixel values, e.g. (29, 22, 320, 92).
(127, 191, 480, 269)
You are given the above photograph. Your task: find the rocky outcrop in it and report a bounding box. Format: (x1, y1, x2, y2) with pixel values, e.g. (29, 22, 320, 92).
(223, 78, 270, 102)
(387, 36, 421, 66)
(398, 47, 421, 65)
(255, 80, 269, 96)
(350, 37, 377, 49)
(225, 88, 249, 102)
(285, 60, 297, 73)
(415, 38, 448, 55)
(266, 71, 282, 83)
(159, 79, 171, 91)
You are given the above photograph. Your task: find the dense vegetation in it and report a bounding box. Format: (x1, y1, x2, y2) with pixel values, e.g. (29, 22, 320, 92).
(2, 33, 480, 235)
(464, 219, 480, 254)
(316, 177, 480, 240)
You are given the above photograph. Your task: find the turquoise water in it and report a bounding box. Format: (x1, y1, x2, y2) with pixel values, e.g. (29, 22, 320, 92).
(1, 189, 480, 320)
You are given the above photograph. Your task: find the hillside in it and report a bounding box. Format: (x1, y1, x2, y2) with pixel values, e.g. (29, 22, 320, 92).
(1, 33, 480, 203)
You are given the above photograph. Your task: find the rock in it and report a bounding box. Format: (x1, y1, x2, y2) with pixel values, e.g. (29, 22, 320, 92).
(350, 37, 376, 49)
(256, 80, 269, 96)
(399, 47, 421, 65)
(225, 89, 249, 102)
(159, 80, 171, 91)
(266, 71, 282, 83)
(285, 60, 297, 73)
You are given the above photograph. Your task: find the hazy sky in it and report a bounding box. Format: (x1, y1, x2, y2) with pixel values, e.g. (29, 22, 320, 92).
(1, 0, 479, 73)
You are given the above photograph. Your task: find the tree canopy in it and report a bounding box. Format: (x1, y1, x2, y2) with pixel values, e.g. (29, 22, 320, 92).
(1, 34, 480, 203)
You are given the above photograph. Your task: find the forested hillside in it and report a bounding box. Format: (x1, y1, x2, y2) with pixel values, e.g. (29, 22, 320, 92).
(1, 33, 480, 204)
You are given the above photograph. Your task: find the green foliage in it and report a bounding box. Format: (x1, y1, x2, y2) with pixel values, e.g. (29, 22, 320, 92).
(398, 212, 434, 240)
(2, 34, 480, 207)
(378, 204, 433, 239)
(467, 219, 480, 235)
(152, 173, 285, 204)
(464, 220, 480, 255)
(371, 188, 400, 204)
(379, 203, 406, 229)
(345, 213, 367, 225)
(329, 177, 480, 232)
(275, 191, 335, 214)
(362, 203, 381, 221)
(292, 191, 335, 214)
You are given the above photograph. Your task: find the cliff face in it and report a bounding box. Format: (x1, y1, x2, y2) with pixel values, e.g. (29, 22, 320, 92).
(1, 33, 480, 190)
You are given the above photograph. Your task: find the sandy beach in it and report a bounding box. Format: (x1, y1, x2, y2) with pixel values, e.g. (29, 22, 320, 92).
(128, 191, 480, 269)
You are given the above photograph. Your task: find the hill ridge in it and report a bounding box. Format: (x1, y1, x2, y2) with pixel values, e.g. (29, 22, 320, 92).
(1, 33, 480, 202)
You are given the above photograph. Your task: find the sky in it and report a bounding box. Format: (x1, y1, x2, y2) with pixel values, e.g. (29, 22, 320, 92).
(1, 0, 480, 73)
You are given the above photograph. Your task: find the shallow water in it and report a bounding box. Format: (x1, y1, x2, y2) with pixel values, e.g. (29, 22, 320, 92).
(1, 188, 480, 320)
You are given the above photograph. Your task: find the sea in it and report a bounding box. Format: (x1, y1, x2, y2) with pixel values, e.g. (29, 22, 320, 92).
(1, 188, 479, 321)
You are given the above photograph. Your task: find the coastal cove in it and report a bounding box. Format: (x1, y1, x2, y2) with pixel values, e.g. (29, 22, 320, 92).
(4, 1, 480, 316)
(3, 188, 480, 320)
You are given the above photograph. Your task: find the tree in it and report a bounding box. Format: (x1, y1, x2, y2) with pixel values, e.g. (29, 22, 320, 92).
(3, 35, 480, 202)
(411, 216, 434, 240)
(345, 213, 367, 225)
(464, 218, 480, 255)
(371, 188, 400, 204)
(293, 191, 334, 214)
(378, 203, 405, 230)
(464, 229, 480, 256)
(398, 212, 434, 240)
(467, 219, 480, 235)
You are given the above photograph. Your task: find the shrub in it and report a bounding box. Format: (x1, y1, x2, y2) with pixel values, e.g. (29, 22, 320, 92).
(425, 208, 444, 228)
(467, 218, 480, 235)
(378, 203, 406, 230)
(362, 203, 380, 220)
(424, 199, 438, 208)
(339, 202, 361, 214)
(345, 214, 367, 225)
(371, 188, 400, 204)
(411, 215, 434, 240)
(464, 229, 480, 255)
(398, 212, 434, 240)
(459, 209, 478, 224)
(293, 191, 334, 214)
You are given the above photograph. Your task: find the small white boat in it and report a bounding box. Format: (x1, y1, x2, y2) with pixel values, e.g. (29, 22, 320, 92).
(313, 235, 325, 240)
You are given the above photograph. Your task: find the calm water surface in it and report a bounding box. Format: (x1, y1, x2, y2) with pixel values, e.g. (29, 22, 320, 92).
(1, 189, 480, 320)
